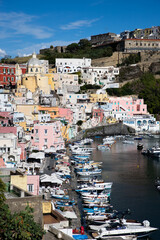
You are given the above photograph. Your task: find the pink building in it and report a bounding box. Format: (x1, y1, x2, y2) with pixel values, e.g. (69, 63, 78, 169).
(31, 121, 65, 151)
(27, 175, 39, 195)
(0, 112, 13, 126)
(109, 97, 148, 115)
(18, 142, 27, 161)
(58, 108, 73, 123)
(0, 126, 17, 135)
(92, 108, 104, 123)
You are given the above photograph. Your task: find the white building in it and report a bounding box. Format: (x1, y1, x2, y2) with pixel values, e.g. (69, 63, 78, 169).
(0, 92, 13, 112)
(38, 113, 51, 123)
(123, 115, 160, 133)
(56, 58, 91, 73)
(0, 133, 21, 163)
(81, 66, 119, 85)
(64, 93, 90, 105)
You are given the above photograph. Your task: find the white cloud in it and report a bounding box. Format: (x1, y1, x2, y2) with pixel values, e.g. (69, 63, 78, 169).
(60, 18, 100, 30)
(14, 40, 78, 57)
(0, 12, 53, 39)
(0, 48, 6, 57)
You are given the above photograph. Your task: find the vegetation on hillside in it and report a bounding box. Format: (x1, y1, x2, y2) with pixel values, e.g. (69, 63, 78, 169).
(0, 178, 45, 239)
(117, 53, 141, 67)
(41, 39, 113, 64)
(107, 72, 160, 114)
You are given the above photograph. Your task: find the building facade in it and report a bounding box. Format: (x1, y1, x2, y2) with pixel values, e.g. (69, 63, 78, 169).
(0, 63, 26, 88)
(56, 58, 91, 73)
(31, 122, 65, 151)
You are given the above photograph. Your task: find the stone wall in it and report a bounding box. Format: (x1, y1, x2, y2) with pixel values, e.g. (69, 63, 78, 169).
(71, 122, 135, 142)
(6, 195, 43, 226)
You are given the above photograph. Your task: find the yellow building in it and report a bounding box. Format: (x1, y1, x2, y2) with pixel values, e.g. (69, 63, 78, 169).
(49, 68, 56, 73)
(21, 53, 50, 94)
(46, 73, 55, 90)
(38, 106, 59, 119)
(11, 173, 27, 192)
(90, 93, 109, 103)
(61, 125, 70, 141)
(16, 104, 38, 121)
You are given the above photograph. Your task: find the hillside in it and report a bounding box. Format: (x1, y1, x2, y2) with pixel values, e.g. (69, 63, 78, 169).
(92, 51, 160, 71)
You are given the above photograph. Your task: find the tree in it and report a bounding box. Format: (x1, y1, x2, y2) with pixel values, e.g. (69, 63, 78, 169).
(0, 179, 45, 240)
(50, 45, 54, 49)
(0, 178, 6, 206)
(66, 43, 79, 53)
(78, 39, 91, 50)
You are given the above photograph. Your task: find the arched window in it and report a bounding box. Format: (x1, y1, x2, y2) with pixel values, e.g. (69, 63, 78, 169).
(31, 68, 33, 72)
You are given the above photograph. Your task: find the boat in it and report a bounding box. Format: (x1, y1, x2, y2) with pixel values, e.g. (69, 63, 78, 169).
(92, 220, 157, 239)
(122, 140, 134, 144)
(79, 138, 93, 145)
(51, 194, 69, 200)
(89, 219, 142, 231)
(134, 136, 143, 140)
(142, 146, 160, 158)
(137, 143, 143, 150)
(97, 145, 110, 150)
(77, 169, 102, 176)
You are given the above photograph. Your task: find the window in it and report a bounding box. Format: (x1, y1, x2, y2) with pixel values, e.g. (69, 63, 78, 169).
(3, 77, 6, 82)
(27, 184, 34, 192)
(36, 68, 38, 72)
(3, 68, 6, 74)
(11, 77, 14, 81)
(7, 77, 10, 81)
(35, 129, 38, 134)
(31, 68, 33, 72)
(44, 138, 47, 143)
(11, 69, 14, 74)
(44, 129, 48, 135)
(35, 137, 39, 142)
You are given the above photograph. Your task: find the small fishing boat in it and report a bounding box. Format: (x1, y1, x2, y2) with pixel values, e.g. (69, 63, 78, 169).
(51, 194, 69, 200)
(122, 140, 134, 144)
(77, 169, 102, 176)
(137, 143, 143, 150)
(97, 145, 110, 150)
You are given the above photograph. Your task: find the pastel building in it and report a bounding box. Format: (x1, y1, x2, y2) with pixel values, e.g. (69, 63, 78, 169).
(10, 172, 39, 195)
(21, 53, 50, 94)
(81, 66, 119, 85)
(31, 122, 65, 151)
(109, 97, 148, 116)
(38, 106, 59, 119)
(56, 58, 91, 73)
(53, 73, 79, 94)
(58, 108, 73, 123)
(123, 115, 160, 133)
(90, 93, 109, 103)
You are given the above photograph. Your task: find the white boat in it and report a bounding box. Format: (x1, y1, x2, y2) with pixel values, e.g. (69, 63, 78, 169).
(92, 220, 157, 239)
(97, 145, 110, 150)
(77, 169, 102, 176)
(79, 138, 93, 145)
(70, 145, 94, 152)
(122, 140, 134, 144)
(77, 182, 113, 192)
(89, 219, 142, 231)
(86, 212, 114, 221)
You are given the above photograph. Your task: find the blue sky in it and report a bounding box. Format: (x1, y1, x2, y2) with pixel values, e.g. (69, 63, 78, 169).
(0, 0, 160, 57)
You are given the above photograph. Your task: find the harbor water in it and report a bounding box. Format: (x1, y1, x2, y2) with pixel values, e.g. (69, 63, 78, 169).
(89, 136, 160, 240)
